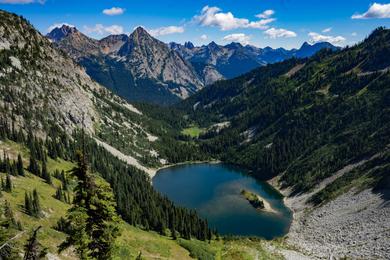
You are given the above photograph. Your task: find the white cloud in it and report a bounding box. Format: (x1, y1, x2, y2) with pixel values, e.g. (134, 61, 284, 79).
(47, 23, 75, 32)
(200, 34, 208, 40)
(148, 26, 184, 37)
(308, 32, 346, 46)
(194, 5, 275, 31)
(0, 0, 44, 3)
(256, 10, 275, 19)
(351, 32, 357, 36)
(223, 33, 251, 45)
(264, 28, 297, 39)
(322, 27, 332, 33)
(83, 24, 124, 35)
(247, 18, 275, 29)
(102, 7, 125, 16)
(352, 3, 390, 19)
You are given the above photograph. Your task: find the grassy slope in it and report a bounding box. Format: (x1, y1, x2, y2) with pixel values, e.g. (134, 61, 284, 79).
(0, 140, 285, 260)
(181, 125, 206, 138)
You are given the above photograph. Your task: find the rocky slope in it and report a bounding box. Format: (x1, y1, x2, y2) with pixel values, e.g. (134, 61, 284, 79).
(48, 25, 203, 105)
(273, 149, 390, 259)
(0, 10, 165, 172)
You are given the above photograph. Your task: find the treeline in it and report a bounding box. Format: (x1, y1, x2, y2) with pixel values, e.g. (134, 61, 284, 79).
(0, 116, 214, 241)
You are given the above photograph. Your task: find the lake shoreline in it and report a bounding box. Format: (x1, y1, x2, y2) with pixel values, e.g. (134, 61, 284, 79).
(150, 160, 221, 179)
(153, 162, 292, 239)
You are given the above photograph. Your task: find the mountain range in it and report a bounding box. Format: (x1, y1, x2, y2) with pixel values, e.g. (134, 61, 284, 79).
(1, 8, 389, 259)
(169, 40, 338, 84)
(47, 25, 338, 105)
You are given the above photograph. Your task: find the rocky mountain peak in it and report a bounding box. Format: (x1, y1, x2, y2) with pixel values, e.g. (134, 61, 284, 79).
(208, 41, 220, 49)
(225, 42, 243, 50)
(47, 24, 79, 42)
(300, 41, 311, 48)
(184, 41, 195, 49)
(131, 26, 152, 39)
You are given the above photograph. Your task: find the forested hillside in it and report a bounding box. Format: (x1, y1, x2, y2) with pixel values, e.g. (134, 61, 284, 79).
(0, 10, 217, 258)
(180, 27, 390, 198)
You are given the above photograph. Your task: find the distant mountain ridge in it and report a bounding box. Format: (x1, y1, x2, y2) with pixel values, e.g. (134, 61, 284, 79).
(169, 40, 339, 84)
(48, 25, 338, 105)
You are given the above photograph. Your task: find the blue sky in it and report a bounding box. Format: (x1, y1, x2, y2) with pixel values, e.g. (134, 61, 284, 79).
(1, 0, 390, 49)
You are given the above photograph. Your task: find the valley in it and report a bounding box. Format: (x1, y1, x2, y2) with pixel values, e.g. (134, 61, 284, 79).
(0, 5, 389, 260)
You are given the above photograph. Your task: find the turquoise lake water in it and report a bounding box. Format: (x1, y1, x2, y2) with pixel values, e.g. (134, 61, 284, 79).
(153, 163, 292, 239)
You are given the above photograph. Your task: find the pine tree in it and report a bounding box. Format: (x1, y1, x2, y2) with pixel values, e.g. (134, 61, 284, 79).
(59, 150, 120, 259)
(17, 154, 24, 176)
(87, 180, 120, 259)
(28, 154, 40, 176)
(23, 226, 47, 260)
(61, 170, 68, 191)
(41, 160, 51, 184)
(1, 177, 4, 191)
(24, 192, 33, 215)
(171, 227, 177, 240)
(54, 186, 64, 202)
(32, 190, 41, 218)
(4, 200, 16, 227)
(0, 205, 19, 259)
(4, 174, 12, 192)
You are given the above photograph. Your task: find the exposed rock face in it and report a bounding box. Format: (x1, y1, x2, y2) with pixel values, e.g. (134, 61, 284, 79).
(0, 14, 99, 135)
(48, 26, 203, 105)
(0, 10, 161, 172)
(119, 27, 203, 94)
(48, 25, 100, 59)
(46, 25, 78, 42)
(99, 34, 128, 54)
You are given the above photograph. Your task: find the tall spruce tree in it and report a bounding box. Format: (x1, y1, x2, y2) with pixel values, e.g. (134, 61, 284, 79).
(41, 160, 51, 184)
(17, 154, 24, 176)
(32, 190, 41, 218)
(59, 149, 120, 259)
(4, 174, 12, 192)
(24, 192, 32, 215)
(28, 154, 40, 177)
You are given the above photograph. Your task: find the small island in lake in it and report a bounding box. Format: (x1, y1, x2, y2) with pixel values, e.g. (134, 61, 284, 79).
(241, 189, 265, 209)
(241, 189, 277, 214)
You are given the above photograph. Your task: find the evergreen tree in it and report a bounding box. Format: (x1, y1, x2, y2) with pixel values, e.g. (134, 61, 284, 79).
(54, 186, 63, 201)
(1, 177, 4, 191)
(4, 174, 12, 192)
(25, 190, 41, 218)
(61, 170, 68, 191)
(23, 226, 47, 260)
(41, 160, 51, 184)
(28, 154, 40, 176)
(171, 227, 177, 240)
(17, 154, 25, 176)
(24, 192, 33, 215)
(0, 202, 19, 259)
(59, 150, 121, 259)
(4, 201, 16, 227)
(32, 190, 41, 218)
